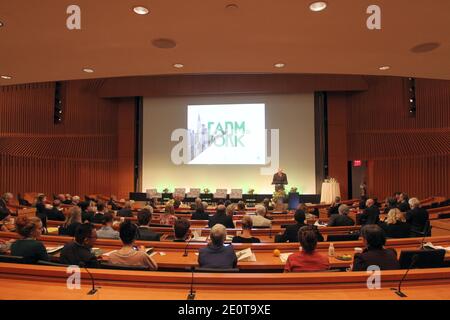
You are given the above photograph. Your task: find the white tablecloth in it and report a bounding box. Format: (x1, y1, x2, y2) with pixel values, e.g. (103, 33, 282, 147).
(320, 182, 340, 204)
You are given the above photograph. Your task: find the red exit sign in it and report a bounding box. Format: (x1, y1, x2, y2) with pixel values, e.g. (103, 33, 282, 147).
(353, 160, 362, 167)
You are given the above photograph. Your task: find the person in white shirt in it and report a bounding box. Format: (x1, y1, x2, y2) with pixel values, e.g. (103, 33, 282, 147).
(251, 205, 272, 228)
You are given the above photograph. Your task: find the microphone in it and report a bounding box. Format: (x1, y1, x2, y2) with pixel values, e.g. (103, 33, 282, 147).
(79, 262, 99, 295)
(420, 222, 430, 249)
(183, 235, 194, 257)
(187, 266, 196, 300)
(269, 223, 272, 239)
(391, 254, 419, 298)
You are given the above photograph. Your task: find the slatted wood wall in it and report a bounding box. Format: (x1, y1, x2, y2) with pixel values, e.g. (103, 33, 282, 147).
(0, 81, 135, 199)
(345, 76, 450, 199)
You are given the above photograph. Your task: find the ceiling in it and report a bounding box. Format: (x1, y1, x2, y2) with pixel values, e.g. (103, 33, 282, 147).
(1, 0, 449, 86)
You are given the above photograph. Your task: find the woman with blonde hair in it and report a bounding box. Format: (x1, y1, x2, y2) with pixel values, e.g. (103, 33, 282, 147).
(159, 202, 177, 225)
(380, 208, 410, 238)
(226, 203, 236, 217)
(59, 206, 83, 237)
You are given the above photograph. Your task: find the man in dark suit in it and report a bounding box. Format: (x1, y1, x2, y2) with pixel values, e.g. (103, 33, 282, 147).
(46, 200, 66, 221)
(397, 193, 411, 212)
(0, 193, 13, 221)
(208, 205, 235, 228)
(359, 198, 380, 225)
(198, 224, 237, 269)
(406, 197, 430, 236)
(276, 210, 324, 242)
(352, 224, 400, 271)
(272, 168, 288, 191)
(136, 208, 160, 241)
(327, 196, 342, 216)
(328, 204, 355, 227)
(118, 201, 133, 217)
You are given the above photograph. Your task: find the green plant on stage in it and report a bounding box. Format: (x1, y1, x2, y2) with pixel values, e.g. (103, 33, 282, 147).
(290, 187, 298, 193)
(162, 188, 169, 193)
(203, 188, 210, 194)
(272, 189, 286, 203)
(248, 189, 255, 195)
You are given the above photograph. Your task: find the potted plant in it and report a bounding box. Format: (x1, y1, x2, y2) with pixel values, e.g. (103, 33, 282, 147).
(248, 189, 255, 195)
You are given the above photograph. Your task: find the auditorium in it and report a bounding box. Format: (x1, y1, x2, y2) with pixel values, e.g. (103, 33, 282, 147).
(0, 1, 450, 303)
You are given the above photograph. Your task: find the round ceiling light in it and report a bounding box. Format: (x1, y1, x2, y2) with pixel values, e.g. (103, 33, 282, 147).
(152, 38, 177, 49)
(133, 6, 149, 15)
(173, 63, 184, 69)
(410, 42, 440, 53)
(82, 68, 94, 73)
(379, 66, 390, 71)
(0, 21, 4, 27)
(225, 4, 239, 10)
(274, 63, 285, 68)
(1, 75, 12, 79)
(309, 2, 327, 12)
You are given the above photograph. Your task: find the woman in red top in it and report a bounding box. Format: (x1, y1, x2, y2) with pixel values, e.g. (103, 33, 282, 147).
(284, 225, 329, 272)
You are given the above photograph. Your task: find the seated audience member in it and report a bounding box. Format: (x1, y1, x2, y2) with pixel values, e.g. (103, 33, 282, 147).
(359, 198, 380, 225)
(118, 201, 133, 217)
(96, 212, 120, 239)
(297, 203, 316, 219)
(284, 225, 329, 272)
(0, 192, 13, 221)
(10, 216, 49, 264)
(71, 195, 81, 206)
(277, 210, 324, 243)
(358, 195, 368, 210)
(352, 225, 400, 271)
(160, 203, 177, 225)
(383, 197, 398, 214)
(393, 192, 402, 203)
(224, 200, 232, 208)
(92, 201, 107, 224)
(136, 208, 161, 241)
(108, 221, 158, 270)
(191, 204, 209, 220)
(262, 198, 273, 212)
(232, 215, 260, 243)
(82, 203, 96, 223)
(191, 197, 203, 210)
(208, 205, 235, 228)
(17, 193, 31, 206)
(327, 196, 342, 216)
(46, 199, 66, 221)
(57, 194, 66, 203)
(397, 192, 411, 212)
(63, 194, 73, 205)
(328, 204, 355, 227)
(406, 197, 430, 236)
(59, 206, 83, 237)
(60, 223, 99, 267)
(34, 193, 48, 228)
(198, 224, 237, 269)
(237, 200, 247, 212)
(107, 195, 122, 211)
(251, 205, 272, 228)
(380, 208, 410, 238)
(226, 203, 236, 217)
(173, 218, 191, 242)
(173, 199, 182, 209)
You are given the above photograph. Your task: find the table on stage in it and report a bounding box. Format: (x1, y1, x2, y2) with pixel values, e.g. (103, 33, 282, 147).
(320, 181, 340, 204)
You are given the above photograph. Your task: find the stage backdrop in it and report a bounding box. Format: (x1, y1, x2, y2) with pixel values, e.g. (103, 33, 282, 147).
(142, 94, 316, 194)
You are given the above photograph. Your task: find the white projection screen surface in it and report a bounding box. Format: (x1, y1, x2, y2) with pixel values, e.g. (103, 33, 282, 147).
(142, 94, 316, 194)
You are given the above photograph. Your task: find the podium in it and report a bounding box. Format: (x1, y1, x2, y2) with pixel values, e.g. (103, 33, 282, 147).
(320, 181, 340, 204)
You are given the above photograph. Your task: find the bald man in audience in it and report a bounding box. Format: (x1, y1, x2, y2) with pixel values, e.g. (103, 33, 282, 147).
(359, 198, 380, 225)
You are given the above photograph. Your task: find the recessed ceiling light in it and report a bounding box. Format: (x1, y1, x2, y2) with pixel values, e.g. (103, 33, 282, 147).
(1, 75, 12, 79)
(225, 4, 239, 10)
(133, 6, 149, 15)
(379, 66, 390, 71)
(274, 63, 285, 68)
(0, 21, 4, 27)
(173, 63, 184, 69)
(309, 1, 327, 12)
(82, 68, 94, 73)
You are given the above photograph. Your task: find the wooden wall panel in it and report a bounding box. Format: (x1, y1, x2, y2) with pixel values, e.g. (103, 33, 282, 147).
(345, 76, 450, 199)
(0, 81, 134, 198)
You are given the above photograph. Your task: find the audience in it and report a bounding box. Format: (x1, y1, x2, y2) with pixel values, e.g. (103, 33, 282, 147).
(328, 204, 355, 227)
(71, 195, 81, 206)
(46, 200, 66, 221)
(208, 205, 235, 228)
(284, 225, 329, 272)
(10, 216, 49, 264)
(328, 196, 342, 216)
(237, 200, 247, 212)
(358, 195, 368, 210)
(383, 197, 398, 214)
(173, 218, 190, 242)
(96, 212, 120, 239)
(352, 225, 400, 271)
(60, 223, 99, 267)
(160, 203, 177, 225)
(406, 197, 430, 236)
(262, 198, 273, 212)
(359, 198, 380, 225)
(251, 205, 272, 228)
(232, 215, 260, 243)
(397, 192, 411, 212)
(118, 201, 133, 217)
(34, 194, 48, 229)
(59, 206, 83, 237)
(107, 221, 158, 270)
(277, 210, 324, 243)
(380, 208, 410, 238)
(136, 208, 161, 241)
(191, 204, 209, 220)
(82, 203, 96, 223)
(226, 203, 236, 217)
(0, 192, 13, 221)
(198, 224, 237, 269)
